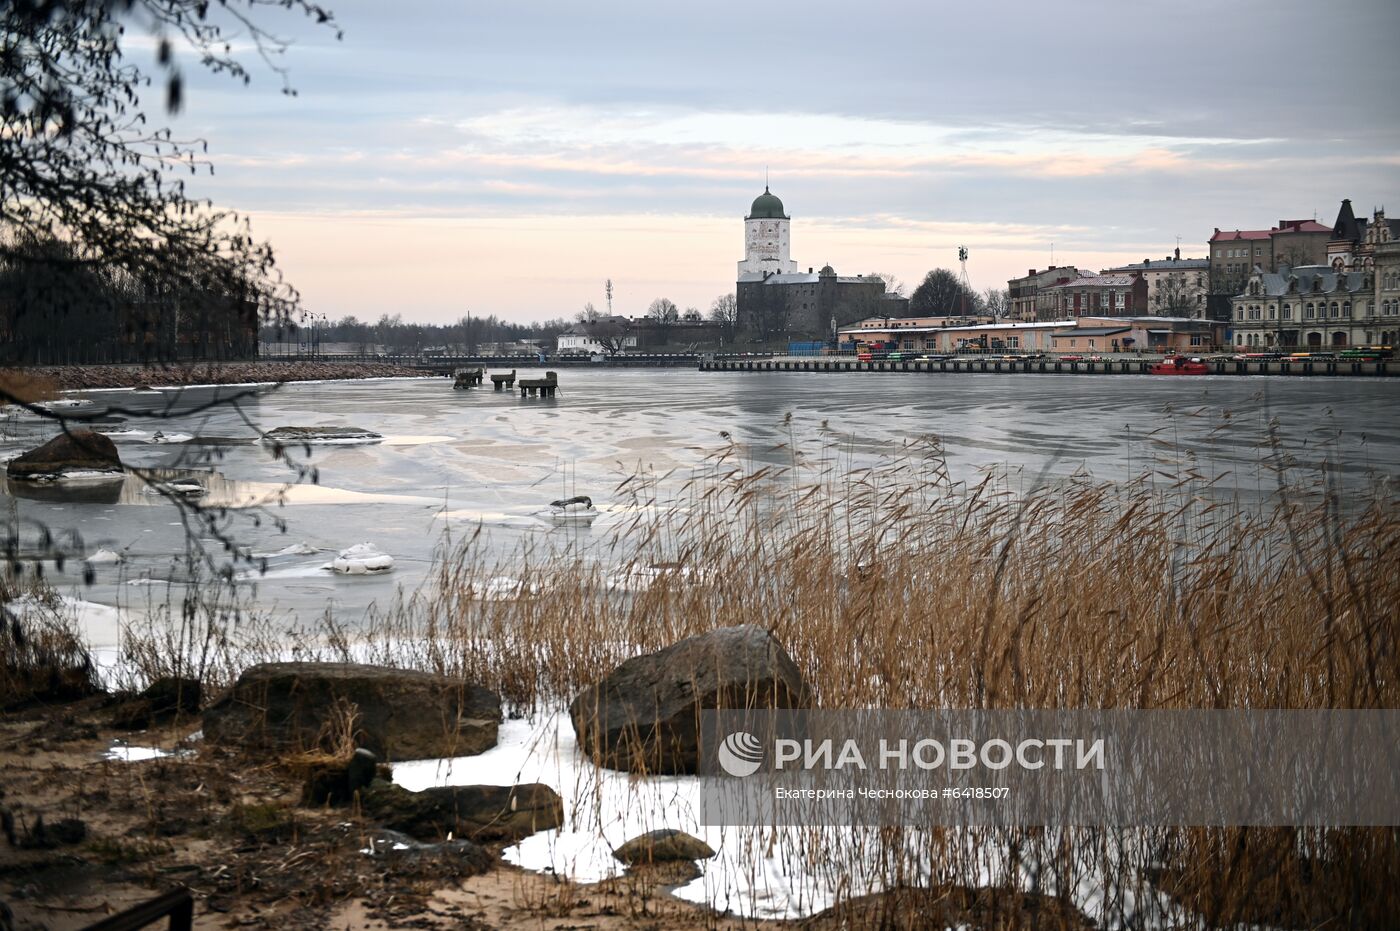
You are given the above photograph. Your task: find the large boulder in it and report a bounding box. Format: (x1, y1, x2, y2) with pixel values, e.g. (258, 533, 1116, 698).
(110, 675, 201, 730)
(203, 662, 500, 761)
(6, 430, 122, 481)
(361, 782, 563, 844)
(614, 829, 716, 864)
(569, 625, 810, 774)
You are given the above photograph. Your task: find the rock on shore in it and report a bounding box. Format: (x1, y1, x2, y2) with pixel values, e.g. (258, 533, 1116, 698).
(5, 430, 123, 482)
(20, 360, 426, 391)
(203, 662, 501, 762)
(569, 625, 811, 774)
(361, 782, 564, 844)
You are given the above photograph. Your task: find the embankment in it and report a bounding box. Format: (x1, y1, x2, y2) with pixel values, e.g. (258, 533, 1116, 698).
(17, 360, 428, 391)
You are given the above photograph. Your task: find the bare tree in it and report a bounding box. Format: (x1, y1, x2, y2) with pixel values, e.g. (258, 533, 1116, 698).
(577, 302, 601, 324)
(646, 297, 679, 324)
(1153, 273, 1203, 317)
(585, 316, 628, 353)
(709, 293, 738, 327)
(868, 272, 905, 297)
(1, 0, 341, 583)
(2, 0, 341, 354)
(981, 287, 1010, 318)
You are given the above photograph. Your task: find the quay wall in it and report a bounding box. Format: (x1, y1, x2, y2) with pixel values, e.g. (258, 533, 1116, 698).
(698, 357, 1396, 378)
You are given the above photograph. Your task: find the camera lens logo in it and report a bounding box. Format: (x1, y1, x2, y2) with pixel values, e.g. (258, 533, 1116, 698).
(717, 731, 764, 777)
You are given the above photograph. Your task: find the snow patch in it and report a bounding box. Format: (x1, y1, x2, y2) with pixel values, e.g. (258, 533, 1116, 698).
(466, 576, 538, 600)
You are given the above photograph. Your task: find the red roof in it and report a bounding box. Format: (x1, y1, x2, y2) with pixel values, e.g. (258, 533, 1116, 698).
(1210, 229, 1272, 241)
(1274, 220, 1330, 234)
(1211, 220, 1332, 242)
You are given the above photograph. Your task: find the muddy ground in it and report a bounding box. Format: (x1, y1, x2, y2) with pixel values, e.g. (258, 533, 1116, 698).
(0, 697, 760, 931)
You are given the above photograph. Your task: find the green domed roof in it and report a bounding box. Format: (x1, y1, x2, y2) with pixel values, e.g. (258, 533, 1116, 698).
(747, 186, 788, 220)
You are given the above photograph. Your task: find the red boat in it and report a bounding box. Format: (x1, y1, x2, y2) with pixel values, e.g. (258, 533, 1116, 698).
(1149, 355, 1210, 375)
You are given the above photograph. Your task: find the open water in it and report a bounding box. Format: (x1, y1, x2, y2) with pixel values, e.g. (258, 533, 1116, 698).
(2, 369, 1396, 646)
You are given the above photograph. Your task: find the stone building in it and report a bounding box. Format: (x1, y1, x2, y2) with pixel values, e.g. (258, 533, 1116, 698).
(1229, 266, 1375, 349)
(737, 263, 891, 341)
(1007, 266, 1080, 322)
(1326, 199, 1400, 272)
(1207, 218, 1332, 319)
(1099, 251, 1210, 317)
(1228, 204, 1400, 350)
(734, 187, 894, 341)
(736, 186, 799, 279)
(1043, 272, 1148, 318)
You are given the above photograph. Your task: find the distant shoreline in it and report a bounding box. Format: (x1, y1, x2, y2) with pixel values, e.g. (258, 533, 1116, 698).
(14, 360, 431, 391)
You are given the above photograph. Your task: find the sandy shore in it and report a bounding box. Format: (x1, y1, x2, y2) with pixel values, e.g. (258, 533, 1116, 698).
(23, 361, 429, 391)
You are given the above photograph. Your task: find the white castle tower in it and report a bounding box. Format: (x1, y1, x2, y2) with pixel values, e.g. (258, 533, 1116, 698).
(737, 186, 800, 279)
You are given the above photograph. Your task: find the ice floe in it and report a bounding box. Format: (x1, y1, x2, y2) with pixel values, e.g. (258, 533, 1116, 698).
(325, 542, 395, 574)
(251, 542, 320, 558)
(147, 431, 194, 444)
(465, 575, 539, 600)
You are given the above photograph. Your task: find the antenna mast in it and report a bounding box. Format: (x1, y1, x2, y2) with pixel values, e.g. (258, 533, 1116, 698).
(957, 246, 973, 315)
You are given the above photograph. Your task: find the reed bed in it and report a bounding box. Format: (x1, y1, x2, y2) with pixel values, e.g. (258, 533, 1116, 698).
(109, 431, 1398, 928)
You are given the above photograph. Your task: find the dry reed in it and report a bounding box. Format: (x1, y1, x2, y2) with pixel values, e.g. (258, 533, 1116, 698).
(113, 430, 1399, 928)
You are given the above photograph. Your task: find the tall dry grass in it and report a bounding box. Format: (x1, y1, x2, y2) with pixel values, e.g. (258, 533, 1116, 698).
(0, 574, 99, 708)
(113, 429, 1398, 927)
(0, 369, 59, 407)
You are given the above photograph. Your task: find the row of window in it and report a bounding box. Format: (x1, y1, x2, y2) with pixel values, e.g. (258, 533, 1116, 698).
(1238, 331, 1398, 347)
(1219, 246, 1265, 259)
(1235, 300, 1400, 321)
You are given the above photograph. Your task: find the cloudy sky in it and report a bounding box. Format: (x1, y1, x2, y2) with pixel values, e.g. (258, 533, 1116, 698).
(156, 0, 1400, 324)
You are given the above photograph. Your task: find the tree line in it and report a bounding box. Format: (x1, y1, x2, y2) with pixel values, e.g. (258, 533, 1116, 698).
(260, 313, 575, 354)
(0, 232, 260, 365)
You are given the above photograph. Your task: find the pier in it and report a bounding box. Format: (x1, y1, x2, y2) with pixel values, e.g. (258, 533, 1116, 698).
(452, 366, 484, 388)
(490, 370, 517, 390)
(698, 357, 1396, 377)
(519, 371, 559, 397)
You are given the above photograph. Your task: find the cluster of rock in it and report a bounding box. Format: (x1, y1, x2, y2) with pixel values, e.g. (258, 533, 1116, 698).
(92, 626, 806, 883)
(26, 361, 425, 391)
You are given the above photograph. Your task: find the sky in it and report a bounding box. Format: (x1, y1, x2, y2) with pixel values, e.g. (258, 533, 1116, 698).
(149, 0, 1400, 324)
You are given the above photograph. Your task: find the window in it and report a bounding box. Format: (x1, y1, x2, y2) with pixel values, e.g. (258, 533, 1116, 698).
(1191, 334, 1204, 347)
(1268, 305, 1276, 320)
(1282, 304, 1292, 320)
(1306, 303, 1315, 319)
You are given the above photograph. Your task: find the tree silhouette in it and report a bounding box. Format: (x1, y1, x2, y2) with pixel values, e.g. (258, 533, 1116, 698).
(1, 0, 340, 364)
(910, 269, 981, 316)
